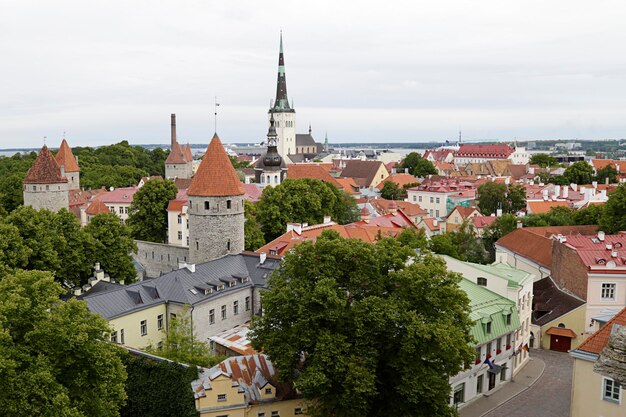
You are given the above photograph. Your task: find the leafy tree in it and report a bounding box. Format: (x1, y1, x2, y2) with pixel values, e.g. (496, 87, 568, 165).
(397, 227, 428, 251)
(476, 182, 526, 215)
(573, 204, 603, 226)
(529, 153, 559, 168)
(599, 184, 626, 233)
(229, 155, 250, 169)
(482, 214, 518, 261)
(0, 270, 127, 416)
(400, 153, 437, 177)
(595, 165, 618, 184)
(146, 306, 222, 368)
(429, 232, 460, 259)
(251, 233, 475, 417)
(380, 181, 404, 200)
(244, 201, 265, 251)
(507, 184, 527, 213)
(399, 152, 421, 173)
(257, 178, 359, 240)
(564, 161, 594, 185)
(0, 222, 30, 276)
(0, 173, 24, 213)
(430, 222, 488, 264)
(85, 213, 138, 283)
(53, 209, 96, 286)
(127, 179, 178, 243)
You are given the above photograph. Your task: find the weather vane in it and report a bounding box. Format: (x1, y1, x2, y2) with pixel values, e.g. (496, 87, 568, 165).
(214, 96, 220, 133)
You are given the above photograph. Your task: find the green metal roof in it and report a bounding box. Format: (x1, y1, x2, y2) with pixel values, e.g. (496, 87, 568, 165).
(459, 278, 521, 345)
(463, 261, 533, 288)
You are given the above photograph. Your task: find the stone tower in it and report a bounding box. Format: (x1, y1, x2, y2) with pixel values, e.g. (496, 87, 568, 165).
(23, 144, 69, 212)
(268, 32, 296, 159)
(55, 138, 80, 190)
(255, 114, 287, 186)
(187, 133, 245, 264)
(165, 114, 194, 179)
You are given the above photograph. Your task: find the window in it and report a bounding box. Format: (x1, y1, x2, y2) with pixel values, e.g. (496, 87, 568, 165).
(486, 342, 492, 356)
(603, 378, 621, 402)
(170, 313, 177, 321)
(233, 300, 239, 315)
(157, 314, 163, 330)
(475, 346, 481, 361)
(196, 241, 199, 250)
(217, 394, 227, 402)
(271, 412, 279, 417)
(453, 383, 465, 405)
(496, 338, 502, 352)
(265, 387, 272, 394)
(500, 366, 507, 381)
(294, 408, 303, 415)
(178, 231, 182, 240)
(506, 334, 511, 347)
(418, 196, 422, 202)
(111, 331, 118, 343)
(245, 296, 251, 311)
(221, 305, 227, 320)
(435, 210, 440, 217)
(476, 374, 483, 394)
(601, 283, 616, 300)
(227, 240, 231, 251)
(209, 309, 215, 324)
(436, 197, 440, 204)
(120, 329, 125, 344)
(506, 314, 512, 325)
(227, 200, 232, 209)
(140, 320, 147, 336)
(486, 321, 492, 334)
(204, 201, 210, 210)
(413, 196, 416, 202)
(477, 277, 487, 286)
(430, 197, 434, 203)
(178, 215, 182, 224)
(258, 414, 266, 417)
(157, 341, 163, 350)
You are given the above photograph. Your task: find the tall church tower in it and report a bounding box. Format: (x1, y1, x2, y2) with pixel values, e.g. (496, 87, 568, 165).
(269, 33, 296, 159)
(187, 133, 245, 264)
(255, 114, 287, 186)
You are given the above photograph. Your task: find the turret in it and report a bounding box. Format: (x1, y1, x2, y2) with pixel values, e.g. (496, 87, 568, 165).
(23, 145, 69, 212)
(254, 114, 287, 186)
(55, 138, 80, 190)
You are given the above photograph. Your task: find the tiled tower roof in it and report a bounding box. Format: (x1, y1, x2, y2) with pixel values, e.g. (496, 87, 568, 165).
(55, 139, 80, 172)
(24, 145, 68, 184)
(165, 141, 188, 164)
(188, 133, 244, 197)
(184, 143, 193, 161)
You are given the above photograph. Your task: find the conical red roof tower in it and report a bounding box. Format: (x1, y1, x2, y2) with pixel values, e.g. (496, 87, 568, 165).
(188, 133, 244, 197)
(55, 139, 80, 172)
(24, 145, 68, 184)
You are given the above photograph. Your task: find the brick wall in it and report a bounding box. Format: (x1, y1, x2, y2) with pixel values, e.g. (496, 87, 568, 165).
(552, 241, 589, 300)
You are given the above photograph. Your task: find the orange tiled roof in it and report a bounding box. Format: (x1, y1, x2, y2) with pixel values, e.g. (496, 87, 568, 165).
(85, 199, 110, 215)
(165, 142, 188, 164)
(369, 198, 427, 217)
(527, 200, 569, 214)
(421, 217, 441, 231)
(376, 173, 419, 190)
(188, 134, 245, 197)
(591, 159, 623, 173)
(24, 145, 68, 184)
(577, 306, 626, 354)
(450, 205, 480, 218)
(335, 177, 359, 195)
(184, 143, 193, 161)
(55, 139, 80, 172)
(287, 164, 343, 189)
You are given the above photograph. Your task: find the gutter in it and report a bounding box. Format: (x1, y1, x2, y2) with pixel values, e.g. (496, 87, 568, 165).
(569, 349, 598, 362)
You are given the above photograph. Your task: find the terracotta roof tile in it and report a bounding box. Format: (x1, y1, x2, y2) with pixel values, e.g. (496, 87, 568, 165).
(86, 200, 110, 215)
(527, 200, 569, 214)
(188, 134, 245, 197)
(173, 178, 193, 190)
(55, 139, 80, 172)
(287, 164, 343, 189)
(94, 186, 139, 204)
(165, 142, 188, 164)
(369, 198, 427, 217)
(335, 177, 359, 195)
(243, 183, 262, 203)
(376, 173, 419, 190)
(340, 160, 388, 187)
(450, 205, 480, 218)
(577, 306, 626, 354)
(456, 144, 514, 158)
(472, 216, 497, 229)
(24, 145, 68, 184)
(591, 159, 624, 173)
(184, 143, 193, 161)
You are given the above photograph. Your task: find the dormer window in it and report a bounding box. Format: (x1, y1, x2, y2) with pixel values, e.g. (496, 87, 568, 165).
(477, 277, 487, 286)
(597, 258, 607, 265)
(486, 321, 492, 334)
(229, 281, 236, 287)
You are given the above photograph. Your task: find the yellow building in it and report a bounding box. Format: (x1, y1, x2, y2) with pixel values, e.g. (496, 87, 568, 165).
(192, 354, 307, 417)
(108, 303, 168, 349)
(570, 306, 626, 417)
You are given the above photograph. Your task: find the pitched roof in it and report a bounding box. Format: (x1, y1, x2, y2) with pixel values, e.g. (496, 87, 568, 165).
(527, 200, 569, 214)
(560, 233, 626, 272)
(472, 215, 497, 229)
(369, 198, 427, 217)
(335, 177, 360, 195)
(506, 164, 528, 180)
(577, 306, 626, 354)
(495, 225, 599, 269)
(85, 199, 110, 216)
(165, 141, 188, 164)
(532, 277, 586, 326)
(295, 133, 317, 147)
(591, 159, 624, 173)
(341, 160, 387, 187)
(287, 164, 343, 189)
(375, 173, 419, 190)
(188, 134, 245, 197)
(184, 143, 193, 161)
(456, 144, 514, 158)
(243, 183, 262, 203)
(55, 139, 80, 172)
(94, 186, 139, 204)
(24, 145, 68, 184)
(167, 189, 188, 212)
(450, 205, 480, 218)
(173, 178, 193, 190)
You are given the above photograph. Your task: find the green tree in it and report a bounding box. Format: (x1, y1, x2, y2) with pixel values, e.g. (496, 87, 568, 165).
(380, 181, 404, 200)
(229, 155, 250, 169)
(146, 306, 222, 368)
(507, 184, 527, 213)
(257, 178, 359, 240)
(85, 213, 138, 283)
(476, 182, 507, 215)
(244, 201, 265, 251)
(251, 233, 474, 417)
(529, 153, 559, 168)
(0, 270, 127, 416)
(0, 173, 24, 213)
(53, 209, 96, 286)
(127, 179, 178, 243)
(482, 214, 518, 261)
(595, 165, 618, 184)
(573, 204, 603, 226)
(429, 232, 460, 259)
(401, 154, 437, 177)
(399, 152, 421, 174)
(564, 161, 594, 185)
(599, 184, 626, 233)
(397, 227, 428, 251)
(0, 222, 31, 276)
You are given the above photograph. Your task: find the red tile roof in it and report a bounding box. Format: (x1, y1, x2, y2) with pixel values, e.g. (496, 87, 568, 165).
(545, 327, 577, 338)
(86, 200, 110, 215)
(450, 205, 480, 218)
(456, 144, 514, 158)
(369, 198, 427, 217)
(55, 139, 80, 172)
(335, 177, 359, 195)
(421, 217, 441, 231)
(472, 215, 497, 229)
(94, 186, 139, 204)
(165, 141, 188, 164)
(287, 164, 343, 189)
(173, 178, 193, 190)
(561, 233, 626, 272)
(243, 183, 262, 203)
(167, 189, 188, 212)
(591, 159, 624, 173)
(184, 143, 193, 161)
(577, 306, 626, 354)
(527, 200, 569, 214)
(188, 134, 245, 197)
(376, 173, 419, 190)
(24, 145, 68, 184)
(340, 160, 388, 187)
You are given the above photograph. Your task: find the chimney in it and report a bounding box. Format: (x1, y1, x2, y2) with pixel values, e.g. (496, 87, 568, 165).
(259, 252, 267, 264)
(601, 189, 607, 198)
(542, 189, 548, 201)
(516, 220, 523, 229)
(598, 231, 606, 241)
(433, 219, 438, 227)
(323, 215, 332, 224)
(73, 286, 82, 296)
(287, 223, 302, 235)
(505, 177, 510, 185)
(612, 250, 618, 258)
(606, 177, 610, 185)
(571, 183, 577, 191)
(562, 186, 569, 199)
(584, 188, 592, 201)
(391, 167, 397, 174)
(592, 181, 598, 189)
(171, 113, 177, 147)
(606, 243, 613, 251)
(553, 185, 560, 199)
(186, 263, 195, 273)
(496, 208, 502, 217)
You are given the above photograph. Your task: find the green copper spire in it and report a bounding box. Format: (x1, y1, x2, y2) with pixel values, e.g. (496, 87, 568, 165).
(271, 31, 293, 113)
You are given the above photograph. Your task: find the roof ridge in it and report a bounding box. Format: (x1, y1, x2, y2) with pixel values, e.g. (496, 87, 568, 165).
(24, 145, 68, 184)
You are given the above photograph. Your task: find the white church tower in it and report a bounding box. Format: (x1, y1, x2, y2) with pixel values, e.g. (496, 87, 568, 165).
(269, 33, 296, 160)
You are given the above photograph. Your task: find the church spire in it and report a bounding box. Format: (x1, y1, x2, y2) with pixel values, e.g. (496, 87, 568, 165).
(272, 32, 292, 112)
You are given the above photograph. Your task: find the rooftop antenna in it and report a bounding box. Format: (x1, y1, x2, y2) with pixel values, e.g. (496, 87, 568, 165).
(63, 130, 66, 139)
(459, 129, 462, 144)
(214, 96, 220, 133)
(43, 135, 47, 145)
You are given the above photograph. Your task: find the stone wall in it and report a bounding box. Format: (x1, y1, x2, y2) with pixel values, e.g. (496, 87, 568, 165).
(188, 195, 245, 264)
(23, 182, 69, 212)
(552, 241, 589, 300)
(135, 240, 190, 278)
(165, 162, 193, 180)
(65, 171, 80, 190)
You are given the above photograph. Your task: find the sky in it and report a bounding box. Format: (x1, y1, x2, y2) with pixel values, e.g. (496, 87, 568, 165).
(1, 0, 626, 148)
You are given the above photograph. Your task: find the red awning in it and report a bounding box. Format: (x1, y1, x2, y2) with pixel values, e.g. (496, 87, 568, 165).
(546, 327, 577, 338)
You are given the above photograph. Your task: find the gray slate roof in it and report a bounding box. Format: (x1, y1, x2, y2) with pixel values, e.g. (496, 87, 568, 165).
(81, 253, 281, 320)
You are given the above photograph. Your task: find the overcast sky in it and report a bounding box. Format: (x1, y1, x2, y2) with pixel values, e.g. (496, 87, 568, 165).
(1, 0, 626, 148)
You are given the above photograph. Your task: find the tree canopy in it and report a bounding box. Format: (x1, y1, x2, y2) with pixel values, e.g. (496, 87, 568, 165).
(244, 200, 265, 251)
(476, 182, 526, 215)
(400, 152, 437, 177)
(599, 184, 626, 233)
(380, 181, 404, 200)
(251, 232, 475, 417)
(430, 221, 488, 264)
(529, 153, 559, 168)
(256, 178, 360, 240)
(564, 161, 594, 185)
(0, 270, 127, 416)
(595, 165, 618, 184)
(127, 179, 178, 243)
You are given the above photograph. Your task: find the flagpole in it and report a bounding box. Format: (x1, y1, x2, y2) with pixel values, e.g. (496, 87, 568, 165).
(214, 96, 220, 133)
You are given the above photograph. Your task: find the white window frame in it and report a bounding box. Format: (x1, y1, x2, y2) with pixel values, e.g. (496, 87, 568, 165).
(602, 377, 621, 403)
(601, 283, 616, 300)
